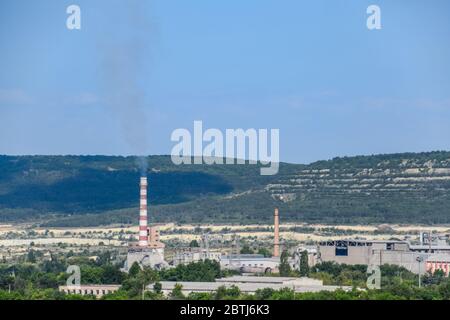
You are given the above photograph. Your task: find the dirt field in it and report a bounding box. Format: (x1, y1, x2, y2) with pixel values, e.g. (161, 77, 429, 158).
(1, 222, 449, 248)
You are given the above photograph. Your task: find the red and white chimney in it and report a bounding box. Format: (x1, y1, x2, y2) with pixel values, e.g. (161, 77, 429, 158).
(139, 177, 148, 247)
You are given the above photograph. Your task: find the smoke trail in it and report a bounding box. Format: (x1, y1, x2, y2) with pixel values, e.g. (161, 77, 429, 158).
(97, 0, 154, 176)
(136, 155, 149, 177)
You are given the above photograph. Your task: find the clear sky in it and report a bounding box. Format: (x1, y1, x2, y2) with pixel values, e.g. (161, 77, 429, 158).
(1, 0, 450, 164)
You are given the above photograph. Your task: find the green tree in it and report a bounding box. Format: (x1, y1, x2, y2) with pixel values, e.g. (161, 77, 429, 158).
(279, 250, 291, 277)
(101, 265, 125, 284)
(187, 292, 213, 300)
(240, 245, 254, 254)
(128, 262, 141, 278)
(102, 289, 130, 300)
(215, 286, 227, 300)
(153, 282, 162, 294)
(189, 240, 200, 248)
(271, 287, 295, 300)
(255, 288, 275, 300)
(299, 250, 309, 277)
(225, 285, 241, 299)
(170, 284, 185, 299)
(438, 280, 450, 299)
(80, 265, 103, 284)
(27, 250, 37, 263)
(159, 260, 221, 282)
(257, 248, 272, 258)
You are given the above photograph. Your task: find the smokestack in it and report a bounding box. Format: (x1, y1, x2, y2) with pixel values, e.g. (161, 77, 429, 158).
(274, 208, 280, 257)
(139, 177, 148, 247)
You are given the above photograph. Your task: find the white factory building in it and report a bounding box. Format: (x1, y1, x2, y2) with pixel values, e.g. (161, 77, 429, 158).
(318, 237, 450, 275)
(219, 254, 282, 273)
(173, 248, 222, 266)
(59, 285, 120, 298)
(154, 275, 352, 296)
(59, 276, 352, 298)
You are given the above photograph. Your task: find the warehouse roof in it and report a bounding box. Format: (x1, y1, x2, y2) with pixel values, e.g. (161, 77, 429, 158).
(156, 281, 349, 294)
(216, 275, 310, 284)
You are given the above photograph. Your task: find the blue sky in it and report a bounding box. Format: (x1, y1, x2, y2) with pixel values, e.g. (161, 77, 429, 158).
(1, 0, 450, 163)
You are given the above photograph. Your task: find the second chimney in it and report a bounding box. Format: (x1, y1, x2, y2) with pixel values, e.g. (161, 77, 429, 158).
(274, 208, 280, 257)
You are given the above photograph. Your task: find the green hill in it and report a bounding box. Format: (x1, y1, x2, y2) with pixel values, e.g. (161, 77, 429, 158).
(1, 152, 450, 226)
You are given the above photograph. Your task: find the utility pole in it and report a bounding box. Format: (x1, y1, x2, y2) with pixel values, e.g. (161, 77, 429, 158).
(202, 233, 210, 260)
(419, 266, 421, 288)
(416, 256, 424, 288)
(231, 234, 240, 269)
(429, 231, 432, 253)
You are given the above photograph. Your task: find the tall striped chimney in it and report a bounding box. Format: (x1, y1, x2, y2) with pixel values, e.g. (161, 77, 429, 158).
(274, 208, 280, 257)
(139, 177, 148, 247)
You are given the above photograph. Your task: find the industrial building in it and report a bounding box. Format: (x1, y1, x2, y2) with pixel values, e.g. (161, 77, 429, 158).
(215, 208, 295, 273)
(59, 285, 120, 298)
(318, 238, 450, 275)
(426, 254, 450, 276)
(219, 254, 282, 273)
(173, 248, 222, 266)
(58, 276, 351, 298)
(155, 275, 352, 296)
(121, 178, 289, 274)
(296, 245, 319, 267)
(172, 208, 289, 274)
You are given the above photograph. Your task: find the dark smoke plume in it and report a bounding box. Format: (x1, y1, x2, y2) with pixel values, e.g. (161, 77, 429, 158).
(97, 0, 154, 176)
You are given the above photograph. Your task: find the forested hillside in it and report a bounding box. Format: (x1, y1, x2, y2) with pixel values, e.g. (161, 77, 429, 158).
(1, 152, 450, 226)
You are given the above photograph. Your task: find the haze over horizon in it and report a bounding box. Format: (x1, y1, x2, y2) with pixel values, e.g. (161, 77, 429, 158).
(1, 0, 450, 163)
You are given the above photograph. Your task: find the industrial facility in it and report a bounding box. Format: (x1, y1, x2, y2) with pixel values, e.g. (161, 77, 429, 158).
(119, 175, 450, 280)
(318, 234, 450, 275)
(59, 183, 346, 298)
(216, 209, 286, 273)
(172, 208, 288, 273)
(56, 174, 450, 304)
(59, 276, 352, 298)
(59, 285, 120, 299)
(120, 176, 289, 274)
(57, 174, 447, 302)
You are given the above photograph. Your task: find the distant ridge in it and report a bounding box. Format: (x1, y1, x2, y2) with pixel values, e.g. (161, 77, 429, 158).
(0, 151, 450, 226)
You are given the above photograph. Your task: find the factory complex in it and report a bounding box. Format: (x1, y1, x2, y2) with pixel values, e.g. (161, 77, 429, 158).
(118, 176, 288, 274)
(59, 175, 450, 298)
(128, 177, 450, 276)
(319, 234, 450, 275)
(123, 176, 450, 277)
(59, 275, 351, 298)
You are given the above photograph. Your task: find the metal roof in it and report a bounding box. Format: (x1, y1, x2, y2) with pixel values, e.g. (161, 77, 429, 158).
(156, 281, 350, 293)
(216, 276, 299, 284)
(410, 245, 450, 250)
(427, 254, 450, 262)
